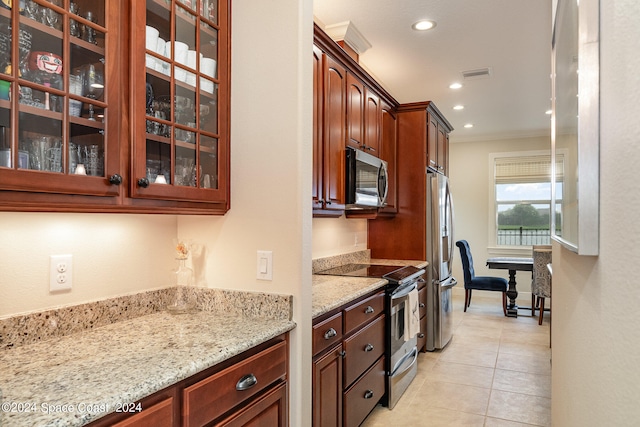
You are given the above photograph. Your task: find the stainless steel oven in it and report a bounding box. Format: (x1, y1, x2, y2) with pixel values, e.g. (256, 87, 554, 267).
(384, 267, 424, 409)
(315, 263, 425, 409)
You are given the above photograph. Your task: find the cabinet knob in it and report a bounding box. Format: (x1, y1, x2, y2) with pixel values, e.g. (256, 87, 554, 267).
(108, 174, 123, 185)
(364, 343, 374, 352)
(418, 333, 425, 339)
(137, 177, 150, 188)
(236, 373, 258, 391)
(419, 303, 425, 308)
(364, 390, 374, 399)
(317, 199, 324, 205)
(324, 328, 337, 340)
(339, 350, 347, 359)
(325, 200, 332, 206)
(364, 305, 375, 314)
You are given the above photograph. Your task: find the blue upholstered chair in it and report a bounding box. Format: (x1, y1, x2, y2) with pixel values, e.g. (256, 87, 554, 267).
(456, 240, 508, 315)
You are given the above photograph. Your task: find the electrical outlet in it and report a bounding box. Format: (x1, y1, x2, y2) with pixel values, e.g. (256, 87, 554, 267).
(50, 254, 73, 292)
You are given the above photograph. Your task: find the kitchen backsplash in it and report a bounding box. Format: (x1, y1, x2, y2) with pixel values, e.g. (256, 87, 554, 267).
(312, 249, 370, 274)
(0, 287, 292, 350)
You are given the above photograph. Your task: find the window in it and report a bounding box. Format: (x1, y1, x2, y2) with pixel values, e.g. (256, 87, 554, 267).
(491, 152, 563, 247)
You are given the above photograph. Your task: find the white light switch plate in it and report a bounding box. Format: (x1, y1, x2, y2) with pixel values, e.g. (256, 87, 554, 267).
(257, 250, 273, 281)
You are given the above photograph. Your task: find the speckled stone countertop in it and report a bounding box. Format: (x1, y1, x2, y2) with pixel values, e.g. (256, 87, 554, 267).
(312, 258, 428, 318)
(0, 311, 295, 427)
(0, 310, 295, 427)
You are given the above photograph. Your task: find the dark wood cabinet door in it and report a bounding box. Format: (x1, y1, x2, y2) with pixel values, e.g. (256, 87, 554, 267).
(313, 45, 324, 209)
(379, 102, 397, 213)
(323, 55, 346, 210)
(313, 344, 343, 427)
(428, 112, 439, 171)
(130, 0, 230, 210)
(364, 86, 381, 155)
(214, 382, 288, 427)
(346, 73, 364, 150)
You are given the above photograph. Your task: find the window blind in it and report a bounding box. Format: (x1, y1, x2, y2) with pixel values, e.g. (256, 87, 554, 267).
(495, 154, 564, 184)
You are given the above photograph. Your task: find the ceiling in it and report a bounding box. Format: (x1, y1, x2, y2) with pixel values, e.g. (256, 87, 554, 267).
(313, 0, 553, 143)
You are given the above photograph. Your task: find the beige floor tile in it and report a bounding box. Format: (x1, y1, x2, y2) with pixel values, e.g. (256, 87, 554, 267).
(425, 360, 495, 389)
(459, 316, 505, 331)
(415, 380, 491, 415)
(439, 344, 498, 368)
(492, 369, 551, 398)
(452, 333, 501, 353)
(487, 389, 551, 426)
(484, 416, 540, 427)
(365, 404, 486, 427)
(495, 352, 551, 375)
(497, 340, 551, 359)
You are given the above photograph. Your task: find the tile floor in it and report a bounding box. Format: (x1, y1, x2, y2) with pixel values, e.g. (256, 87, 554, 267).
(362, 292, 551, 427)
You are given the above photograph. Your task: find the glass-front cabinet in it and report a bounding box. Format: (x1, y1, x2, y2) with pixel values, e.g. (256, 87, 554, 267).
(131, 0, 228, 206)
(0, 0, 229, 214)
(0, 0, 121, 199)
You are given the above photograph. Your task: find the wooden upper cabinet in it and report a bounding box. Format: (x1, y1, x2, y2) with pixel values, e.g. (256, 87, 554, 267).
(0, 0, 123, 207)
(346, 72, 364, 150)
(364, 86, 381, 155)
(312, 45, 324, 209)
(0, 0, 230, 214)
(378, 101, 397, 214)
(321, 55, 347, 211)
(130, 0, 230, 212)
(427, 108, 452, 175)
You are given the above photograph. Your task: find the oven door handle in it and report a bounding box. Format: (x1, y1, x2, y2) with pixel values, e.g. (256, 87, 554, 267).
(390, 346, 419, 377)
(391, 282, 418, 300)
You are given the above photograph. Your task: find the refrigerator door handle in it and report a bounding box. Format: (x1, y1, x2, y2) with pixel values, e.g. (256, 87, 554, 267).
(441, 277, 457, 290)
(445, 181, 455, 278)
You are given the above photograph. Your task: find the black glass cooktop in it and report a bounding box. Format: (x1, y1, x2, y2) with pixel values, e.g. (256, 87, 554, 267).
(316, 264, 424, 283)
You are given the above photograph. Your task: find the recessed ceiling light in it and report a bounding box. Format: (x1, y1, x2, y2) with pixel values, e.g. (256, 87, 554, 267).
(545, 110, 552, 115)
(449, 83, 462, 89)
(453, 105, 464, 110)
(412, 20, 437, 31)
(464, 123, 474, 128)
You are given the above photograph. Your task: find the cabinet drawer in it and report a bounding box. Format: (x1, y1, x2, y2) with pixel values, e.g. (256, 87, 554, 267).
(313, 312, 343, 356)
(418, 286, 427, 319)
(111, 397, 174, 427)
(344, 291, 385, 335)
(343, 356, 385, 427)
(183, 340, 287, 427)
(343, 314, 385, 386)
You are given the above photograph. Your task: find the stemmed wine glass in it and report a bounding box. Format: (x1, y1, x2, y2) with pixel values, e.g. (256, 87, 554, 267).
(81, 62, 104, 120)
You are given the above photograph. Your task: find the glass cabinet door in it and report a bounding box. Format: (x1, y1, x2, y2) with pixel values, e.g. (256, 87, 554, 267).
(133, 0, 228, 204)
(0, 0, 121, 196)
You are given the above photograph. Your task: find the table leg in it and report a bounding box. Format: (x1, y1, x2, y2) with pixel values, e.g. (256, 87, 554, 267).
(506, 269, 518, 317)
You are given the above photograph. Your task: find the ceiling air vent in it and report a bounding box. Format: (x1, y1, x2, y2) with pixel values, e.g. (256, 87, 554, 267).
(462, 67, 492, 80)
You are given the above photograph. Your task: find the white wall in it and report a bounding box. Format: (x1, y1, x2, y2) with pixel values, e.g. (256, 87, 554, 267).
(312, 217, 367, 259)
(449, 135, 550, 296)
(0, 213, 176, 317)
(177, 1, 314, 426)
(551, 1, 640, 425)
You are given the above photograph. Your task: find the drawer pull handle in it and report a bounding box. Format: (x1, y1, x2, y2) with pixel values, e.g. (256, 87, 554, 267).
(339, 350, 347, 359)
(364, 390, 374, 399)
(324, 328, 337, 340)
(236, 374, 258, 391)
(364, 343, 374, 352)
(364, 306, 375, 314)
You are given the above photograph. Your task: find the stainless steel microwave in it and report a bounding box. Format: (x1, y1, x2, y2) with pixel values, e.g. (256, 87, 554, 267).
(345, 147, 388, 209)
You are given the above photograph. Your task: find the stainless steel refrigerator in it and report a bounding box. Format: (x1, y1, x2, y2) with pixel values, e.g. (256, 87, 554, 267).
(426, 172, 457, 351)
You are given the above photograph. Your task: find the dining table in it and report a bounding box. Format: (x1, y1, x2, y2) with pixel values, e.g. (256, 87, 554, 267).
(486, 257, 534, 317)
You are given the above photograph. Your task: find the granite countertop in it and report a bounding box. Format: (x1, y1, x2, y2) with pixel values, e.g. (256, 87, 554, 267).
(312, 259, 428, 318)
(0, 311, 295, 427)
